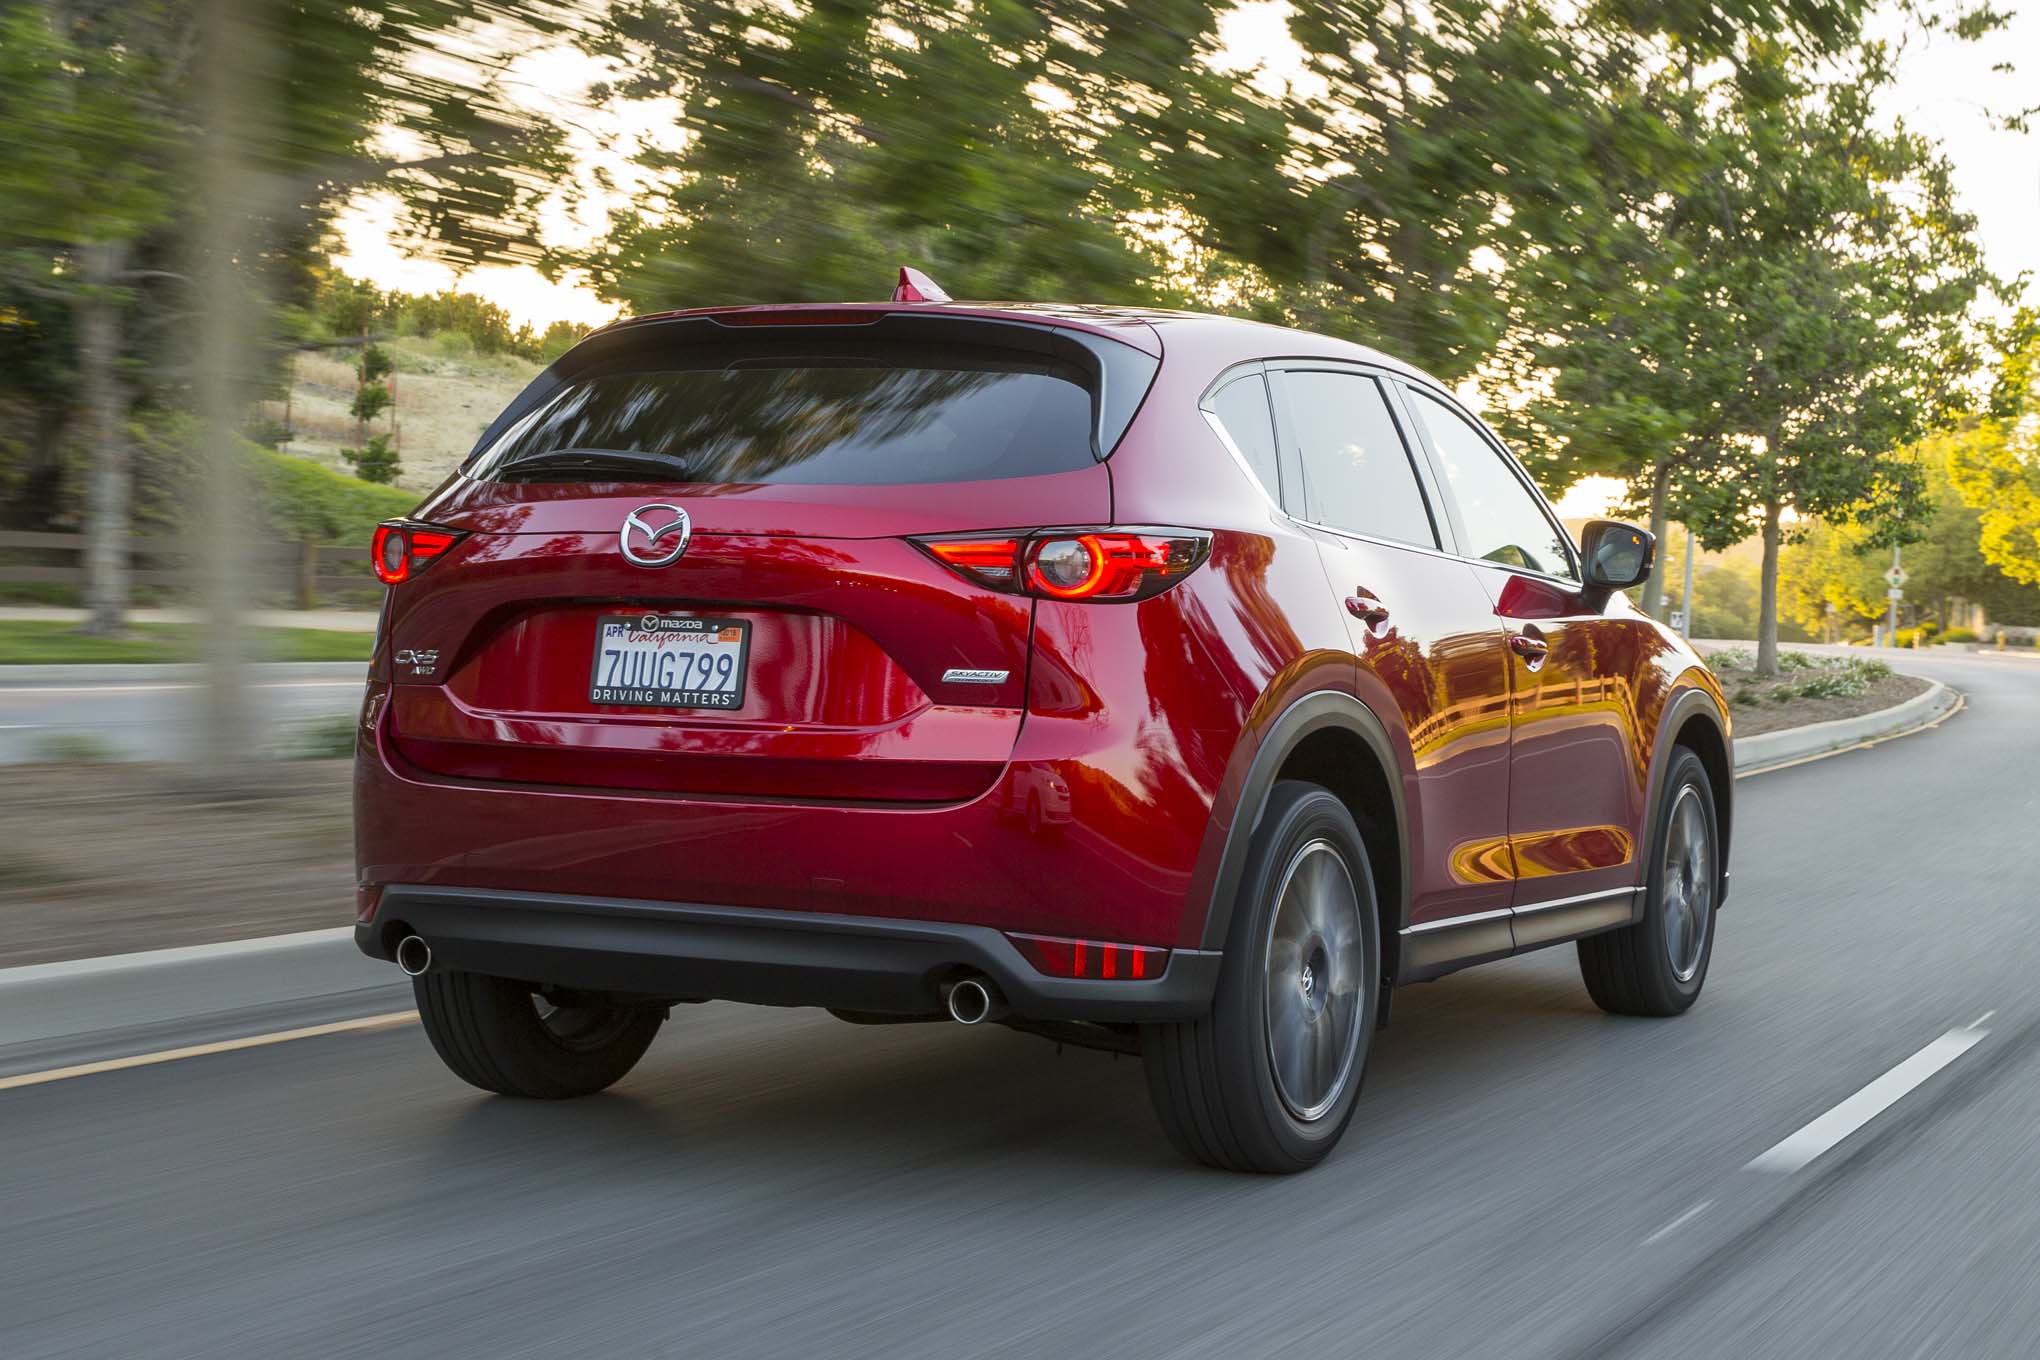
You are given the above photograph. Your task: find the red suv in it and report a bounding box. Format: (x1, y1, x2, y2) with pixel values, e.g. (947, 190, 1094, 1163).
(354, 283, 1731, 1173)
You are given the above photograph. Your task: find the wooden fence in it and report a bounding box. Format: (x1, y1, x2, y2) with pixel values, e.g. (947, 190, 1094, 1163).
(0, 530, 378, 608)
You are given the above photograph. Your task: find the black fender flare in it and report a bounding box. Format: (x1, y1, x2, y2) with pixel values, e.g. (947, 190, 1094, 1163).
(1196, 690, 1411, 951)
(1639, 682, 1734, 910)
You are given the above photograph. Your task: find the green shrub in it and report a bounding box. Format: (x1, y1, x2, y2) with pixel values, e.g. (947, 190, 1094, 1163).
(1937, 627, 1977, 644)
(1796, 670, 1868, 699)
(431, 329, 477, 359)
(341, 433, 401, 485)
(1776, 650, 1816, 671)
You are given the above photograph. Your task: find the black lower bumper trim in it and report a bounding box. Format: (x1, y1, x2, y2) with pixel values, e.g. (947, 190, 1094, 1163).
(360, 885, 1222, 1023)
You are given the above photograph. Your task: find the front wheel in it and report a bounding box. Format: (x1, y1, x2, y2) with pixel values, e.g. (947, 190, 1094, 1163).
(1142, 781, 1380, 1173)
(1578, 747, 1720, 1016)
(413, 970, 665, 1099)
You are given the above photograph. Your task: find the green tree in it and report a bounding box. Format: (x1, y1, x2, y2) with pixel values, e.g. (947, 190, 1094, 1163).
(1666, 43, 1993, 674)
(341, 433, 401, 485)
(0, 0, 573, 638)
(579, 1, 1254, 310)
(1948, 309, 2040, 589)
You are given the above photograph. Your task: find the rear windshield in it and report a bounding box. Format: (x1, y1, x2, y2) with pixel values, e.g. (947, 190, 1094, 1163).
(466, 341, 1099, 485)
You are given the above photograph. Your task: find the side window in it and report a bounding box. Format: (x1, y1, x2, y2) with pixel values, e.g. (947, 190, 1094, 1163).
(1284, 370, 1436, 548)
(1406, 388, 1576, 579)
(1205, 372, 1281, 500)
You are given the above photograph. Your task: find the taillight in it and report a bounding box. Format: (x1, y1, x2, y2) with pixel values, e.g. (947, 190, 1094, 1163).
(1007, 932, 1169, 980)
(371, 521, 464, 585)
(914, 528, 1209, 602)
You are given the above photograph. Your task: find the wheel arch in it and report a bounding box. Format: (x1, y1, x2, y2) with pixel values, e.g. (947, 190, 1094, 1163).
(1196, 691, 1410, 981)
(1647, 683, 1733, 906)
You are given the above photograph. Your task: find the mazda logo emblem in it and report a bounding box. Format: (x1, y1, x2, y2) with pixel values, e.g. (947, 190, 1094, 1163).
(619, 503, 690, 568)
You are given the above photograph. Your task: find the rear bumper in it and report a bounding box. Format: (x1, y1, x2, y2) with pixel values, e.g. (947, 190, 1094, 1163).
(358, 885, 1223, 1022)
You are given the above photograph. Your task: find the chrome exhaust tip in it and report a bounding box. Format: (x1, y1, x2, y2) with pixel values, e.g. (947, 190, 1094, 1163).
(945, 976, 1005, 1025)
(395, 935, 433, 978)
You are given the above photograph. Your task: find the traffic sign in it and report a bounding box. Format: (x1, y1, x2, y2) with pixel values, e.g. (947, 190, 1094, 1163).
(1884, 564, 1908, 587)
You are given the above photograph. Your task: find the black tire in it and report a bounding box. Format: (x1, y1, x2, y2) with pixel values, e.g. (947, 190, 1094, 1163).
(413, 970, 665, 1099)
(1142, 781, 1381, 1173)
(1578, 747, 1720, 1017)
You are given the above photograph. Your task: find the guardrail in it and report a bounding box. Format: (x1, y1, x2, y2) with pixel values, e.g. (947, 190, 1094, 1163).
(0, 530, 375, 608)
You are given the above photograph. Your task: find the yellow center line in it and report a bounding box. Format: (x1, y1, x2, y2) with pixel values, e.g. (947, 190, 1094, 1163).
(0, 1010, 417, 1093)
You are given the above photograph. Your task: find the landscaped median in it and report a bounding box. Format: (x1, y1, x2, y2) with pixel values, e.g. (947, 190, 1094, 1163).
(1705, 647, 1960, 774)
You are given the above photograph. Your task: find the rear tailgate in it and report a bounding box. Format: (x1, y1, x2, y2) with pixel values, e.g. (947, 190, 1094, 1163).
(374, 311, 1151, 802)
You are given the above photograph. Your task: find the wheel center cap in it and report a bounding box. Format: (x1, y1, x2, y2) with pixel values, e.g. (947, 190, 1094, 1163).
(1299, 941, 1331, 1017)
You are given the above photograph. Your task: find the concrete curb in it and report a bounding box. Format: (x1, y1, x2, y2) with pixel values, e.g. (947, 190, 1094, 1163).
(0, 927, 403, 1054)
(1733, 678, 1958, 775)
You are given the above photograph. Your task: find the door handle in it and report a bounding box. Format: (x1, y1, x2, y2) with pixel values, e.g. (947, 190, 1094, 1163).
(1345, 595, 1391, 627)
(1509, 632, 1549, 669)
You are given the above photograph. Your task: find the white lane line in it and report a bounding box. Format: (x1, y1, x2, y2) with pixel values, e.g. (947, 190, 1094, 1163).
(1643, 1200, 1713, 1245)
(0, 1011, 417, 1092)
(1969, 1010, 1996, 1030)
(1745, 1026, 1989, 1174)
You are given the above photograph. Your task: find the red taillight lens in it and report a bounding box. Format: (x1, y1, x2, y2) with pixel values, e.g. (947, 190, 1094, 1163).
(1008, 932, 1169, 980)
(921, 537, 1021, 588)
(372, 521, 464, 586)
(915, 528, 1209, 602)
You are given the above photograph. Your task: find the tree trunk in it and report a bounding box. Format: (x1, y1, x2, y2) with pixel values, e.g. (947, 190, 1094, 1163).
(1756, 498, 1783, 677)
(1638, 458, 1671, 620)
(190, 0, 268, 787)
(76, 239, 132, 636)
(296, 538, 318, 610)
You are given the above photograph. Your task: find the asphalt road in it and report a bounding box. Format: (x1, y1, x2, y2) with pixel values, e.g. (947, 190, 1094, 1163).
(0, 663, 365, 762)
(4, 648, 2037, 1359)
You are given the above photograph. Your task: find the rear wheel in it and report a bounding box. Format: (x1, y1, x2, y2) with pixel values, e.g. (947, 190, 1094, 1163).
(1578, 747, 1720, 1016)
(413, 970, 664, 1098)
(1142, 781, 1380, 1173)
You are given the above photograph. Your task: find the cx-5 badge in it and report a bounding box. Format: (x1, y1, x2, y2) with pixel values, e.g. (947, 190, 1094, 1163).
(620, 503, 691, 567)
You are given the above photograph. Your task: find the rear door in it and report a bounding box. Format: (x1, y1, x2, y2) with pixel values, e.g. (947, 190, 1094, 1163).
(1264, 363, 1516, 936)
(377, 316, 1151, 803)
(1397, 383, 1647, 943)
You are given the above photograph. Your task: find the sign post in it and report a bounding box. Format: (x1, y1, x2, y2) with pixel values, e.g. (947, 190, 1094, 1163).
(1884, 549, 1907, 642)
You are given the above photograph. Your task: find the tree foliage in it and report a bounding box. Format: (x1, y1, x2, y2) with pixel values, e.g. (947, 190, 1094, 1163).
(1948, 310, 2040, 587)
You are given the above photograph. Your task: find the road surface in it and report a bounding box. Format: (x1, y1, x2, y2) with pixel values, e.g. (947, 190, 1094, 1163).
(0, 663, 364, 762)
(3, 647, 2036, 1359)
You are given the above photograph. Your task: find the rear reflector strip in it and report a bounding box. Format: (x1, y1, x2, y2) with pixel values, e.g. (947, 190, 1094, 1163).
(1007, 932, 1169, 980)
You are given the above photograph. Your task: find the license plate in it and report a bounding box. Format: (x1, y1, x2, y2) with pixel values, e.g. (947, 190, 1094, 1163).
(589, 613, 749, 710)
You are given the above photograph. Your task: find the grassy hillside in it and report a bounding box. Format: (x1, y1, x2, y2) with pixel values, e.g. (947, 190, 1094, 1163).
(265, 335, 543, 492)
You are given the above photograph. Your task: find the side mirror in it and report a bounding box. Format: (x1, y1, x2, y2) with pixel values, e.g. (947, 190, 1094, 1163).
(1580, 519, 1655, 593)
